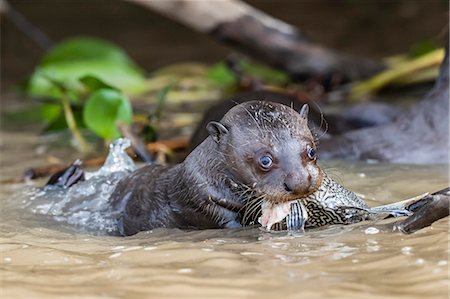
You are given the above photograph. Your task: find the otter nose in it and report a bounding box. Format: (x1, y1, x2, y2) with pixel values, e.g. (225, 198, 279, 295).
(284, 173, 310, 195)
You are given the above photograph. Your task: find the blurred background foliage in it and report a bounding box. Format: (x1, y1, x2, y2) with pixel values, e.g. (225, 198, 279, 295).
(1, 0, 448, 155)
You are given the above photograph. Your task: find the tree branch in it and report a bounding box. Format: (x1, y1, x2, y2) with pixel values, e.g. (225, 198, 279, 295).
(125, 0, 383, 81)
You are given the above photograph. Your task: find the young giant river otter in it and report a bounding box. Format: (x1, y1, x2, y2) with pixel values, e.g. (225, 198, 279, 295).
(110, 101, 322, 236)
(39, 100, 446, 236)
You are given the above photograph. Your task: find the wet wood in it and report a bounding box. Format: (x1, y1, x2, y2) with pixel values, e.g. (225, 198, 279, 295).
(117, 123, 154, 163)
(126, 0, 382, 81)
(396, 187, 450, 234)
(144, 137, 188, 153)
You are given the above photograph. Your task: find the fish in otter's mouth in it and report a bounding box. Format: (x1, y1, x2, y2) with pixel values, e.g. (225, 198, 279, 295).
(256, 175, 424, 233)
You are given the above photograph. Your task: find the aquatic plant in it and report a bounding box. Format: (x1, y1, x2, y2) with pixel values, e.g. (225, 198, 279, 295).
(26, 37, 146, 152)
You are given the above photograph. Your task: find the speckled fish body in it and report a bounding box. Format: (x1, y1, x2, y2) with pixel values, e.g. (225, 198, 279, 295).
(270, 175, 420, 232)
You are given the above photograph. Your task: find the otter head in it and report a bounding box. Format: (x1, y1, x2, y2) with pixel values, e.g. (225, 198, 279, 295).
(206, 100, 323, 204)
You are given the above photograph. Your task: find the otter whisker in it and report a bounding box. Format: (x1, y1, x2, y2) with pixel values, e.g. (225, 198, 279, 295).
(241, 194, 264, 226)
(241, 196, 258, 222)
(245, 200, 263, 226)
(242, 203, 258, 226)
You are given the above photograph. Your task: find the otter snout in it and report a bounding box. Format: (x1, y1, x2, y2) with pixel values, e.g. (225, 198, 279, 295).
(283, 172, 312, 195)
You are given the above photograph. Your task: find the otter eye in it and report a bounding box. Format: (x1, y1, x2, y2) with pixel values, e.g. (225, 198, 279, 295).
(307, 146, 316, 160)
(258, 155, 273, 170)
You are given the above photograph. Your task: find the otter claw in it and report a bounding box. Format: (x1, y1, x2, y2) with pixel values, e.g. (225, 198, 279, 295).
(46, 160, 85, 188)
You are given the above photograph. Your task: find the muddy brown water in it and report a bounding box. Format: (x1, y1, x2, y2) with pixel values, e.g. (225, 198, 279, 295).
(0, 130, 448, 299)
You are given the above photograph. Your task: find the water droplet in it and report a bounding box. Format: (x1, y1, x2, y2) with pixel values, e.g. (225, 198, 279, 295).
(177, 268, 193, 274)
(111, 246, 125, 251)
(240, 252, 263, 256)
(143, 246, 157, 251)
(437, 260, 447, 266)
(122, 246, 142, 252)
(4, 257, 12, 263)
(364, 227, 379, 234)
(109, 252, 122, 259)
(401, 246, 412, 255)
(366, 245, 380, 253)
(416, 258, 425, 265)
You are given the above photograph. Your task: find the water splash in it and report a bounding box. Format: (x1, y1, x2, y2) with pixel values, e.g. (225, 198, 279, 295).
(86, 138, 137, 179)
(24, 138, 138, 235)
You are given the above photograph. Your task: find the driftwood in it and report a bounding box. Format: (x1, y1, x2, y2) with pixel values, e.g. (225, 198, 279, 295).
(396, 187, 449, 234)
(123, 0, 447, 164)
(117, 123, 154, 163)
(319, 49, 449, 164)
(1, 0, 53, 49)
(125, 0, 382, 81)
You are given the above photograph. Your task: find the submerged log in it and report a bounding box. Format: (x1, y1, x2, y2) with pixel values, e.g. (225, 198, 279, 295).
(319, 49, 449, 164)
(126, 0, 382, 81)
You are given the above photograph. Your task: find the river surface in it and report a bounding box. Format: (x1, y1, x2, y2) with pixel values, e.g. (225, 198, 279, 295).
(0, 130, 449, 299)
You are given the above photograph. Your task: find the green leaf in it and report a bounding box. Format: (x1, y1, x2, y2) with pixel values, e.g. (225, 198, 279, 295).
(206, 61, 290, 86)
(27, 37, 148, 98)
(1, 103, 61, 125)
(408, 40, 440, 58)
(79, 75, 119, 93)
(240, 61, 289, 84)
(83, 89, 132, 139)
(28, 60, 148, 98)
(40, 103, 62, 123)
(41, 37, 135, 66)
(44, 105, 86, 132)
(206, 63, 237, 87)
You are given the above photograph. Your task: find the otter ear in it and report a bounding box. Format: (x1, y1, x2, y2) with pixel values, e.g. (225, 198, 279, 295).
(299, 104, 309, 120)
(206, 121, 229, 143)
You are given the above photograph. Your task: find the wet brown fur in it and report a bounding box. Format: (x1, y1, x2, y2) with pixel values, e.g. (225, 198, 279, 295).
(110, 101, 321, 235)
